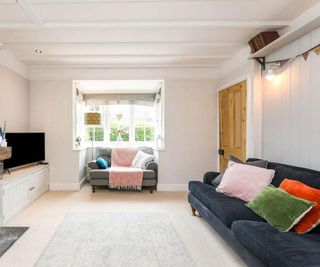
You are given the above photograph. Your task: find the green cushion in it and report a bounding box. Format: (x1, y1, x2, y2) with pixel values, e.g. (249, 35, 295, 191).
(246, 185, 315, 232)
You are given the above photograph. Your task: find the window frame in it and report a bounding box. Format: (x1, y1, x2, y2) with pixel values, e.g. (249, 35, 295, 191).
(84, 104, 157, 148)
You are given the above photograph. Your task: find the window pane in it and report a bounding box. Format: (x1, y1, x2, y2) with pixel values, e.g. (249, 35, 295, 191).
(85, 127, 93, 142)
(95, 127, 104, 141)
(85, 127, 104, 142)
(110, 123, 118, 142)
(135, 124, 145, 141)
(119, 125, 129, 142)
(145, 126, 154, 141)
(110, 124, 129, 142)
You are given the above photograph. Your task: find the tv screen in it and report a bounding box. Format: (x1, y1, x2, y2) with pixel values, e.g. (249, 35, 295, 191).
(4, 133, 45, 169)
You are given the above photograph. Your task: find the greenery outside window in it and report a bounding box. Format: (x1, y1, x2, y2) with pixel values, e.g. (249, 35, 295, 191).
(84, 104, 156, 146)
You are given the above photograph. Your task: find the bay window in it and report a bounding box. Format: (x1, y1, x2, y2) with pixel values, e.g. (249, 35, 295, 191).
(73, 80, 164, 149)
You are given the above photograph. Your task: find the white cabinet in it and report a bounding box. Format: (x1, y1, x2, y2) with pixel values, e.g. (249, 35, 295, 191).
(0, 165, 49, 225)
(2, 176, 31, 223)
(30, 168, 49, 202)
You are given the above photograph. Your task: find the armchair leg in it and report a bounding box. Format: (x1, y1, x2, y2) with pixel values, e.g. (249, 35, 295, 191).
(191, 206, 196, 216)
(92, 185, 96, 193)
(149, 186, 154, 194)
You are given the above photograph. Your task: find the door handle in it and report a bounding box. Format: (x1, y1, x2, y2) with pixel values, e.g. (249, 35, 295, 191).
(218, 149, 224, 156)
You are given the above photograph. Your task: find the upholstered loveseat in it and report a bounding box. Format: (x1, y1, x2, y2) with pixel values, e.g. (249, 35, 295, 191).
(188, 159, 320, 267)
(88, 147, 158, 193)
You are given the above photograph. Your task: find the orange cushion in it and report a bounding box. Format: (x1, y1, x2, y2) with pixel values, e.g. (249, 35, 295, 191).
(280, 179, 320, 234)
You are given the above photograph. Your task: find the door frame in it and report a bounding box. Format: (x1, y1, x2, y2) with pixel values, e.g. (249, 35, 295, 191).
(216, 73, 260, 171)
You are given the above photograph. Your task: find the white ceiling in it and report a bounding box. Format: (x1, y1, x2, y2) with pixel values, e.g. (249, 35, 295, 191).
(76, 80, 162, 94)
(0, 0, 319, 69)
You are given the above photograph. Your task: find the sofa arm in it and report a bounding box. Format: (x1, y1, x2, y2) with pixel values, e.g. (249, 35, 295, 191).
(145, 161, 158, 172)
(203, 171, 220, 185)
(88, 160, 99, 170)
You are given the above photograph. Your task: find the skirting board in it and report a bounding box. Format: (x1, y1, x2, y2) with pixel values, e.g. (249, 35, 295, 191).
(50, 176, 87, 191)
(157, 184, 188, 192)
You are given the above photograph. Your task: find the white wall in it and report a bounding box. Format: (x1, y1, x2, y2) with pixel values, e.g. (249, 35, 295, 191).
(29, 80, 85, 188)
(0, 65, 30, 132)
(158, 79, 217, 190)
(29, 77, 217, 190)
(262, 27, 320, 170)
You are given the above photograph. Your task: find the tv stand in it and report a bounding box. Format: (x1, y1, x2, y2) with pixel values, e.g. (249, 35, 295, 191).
(2, 169, 10, 175)
(0, 164, 49, 225)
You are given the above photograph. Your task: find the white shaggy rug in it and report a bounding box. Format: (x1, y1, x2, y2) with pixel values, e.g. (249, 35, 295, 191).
(35, 212, 196, 267)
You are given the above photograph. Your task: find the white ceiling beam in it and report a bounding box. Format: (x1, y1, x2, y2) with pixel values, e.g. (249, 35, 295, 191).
(18, 54, 232, 60)
(28, 64, 221, 69)
(43, 20, 290, 29)
(2, 41, 244, 48)
(28, 0, 255, 3)
(16, 0, 43, 26)
(0, 20, 289, 30)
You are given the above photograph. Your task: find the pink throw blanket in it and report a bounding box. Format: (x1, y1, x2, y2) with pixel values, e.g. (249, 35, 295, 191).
(109, 148, 143, 190)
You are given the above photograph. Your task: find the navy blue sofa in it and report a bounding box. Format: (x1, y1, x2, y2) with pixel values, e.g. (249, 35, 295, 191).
(188, 159, 320, 267)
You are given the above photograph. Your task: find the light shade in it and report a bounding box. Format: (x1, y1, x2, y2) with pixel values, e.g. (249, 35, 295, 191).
(265, 69, 276, 81)
(85, 113, 101, 125)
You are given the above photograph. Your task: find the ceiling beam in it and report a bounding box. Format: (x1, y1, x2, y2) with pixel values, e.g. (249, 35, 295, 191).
(28, 0, 255, 3)
(16, 0, 43, 26)
(2, 41, 244, 48)
(28, 64, 221, 69)
(17, 54, 232, 60)
(43, 20, 290, 29)
(0, 20, 289, 30)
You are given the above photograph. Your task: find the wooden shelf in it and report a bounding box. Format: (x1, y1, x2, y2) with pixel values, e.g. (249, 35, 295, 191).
(250, 15, 320, 58)
(0, 147, 12, 161)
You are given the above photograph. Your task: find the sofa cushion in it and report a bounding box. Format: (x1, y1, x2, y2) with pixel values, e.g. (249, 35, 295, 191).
(246, 185, 315, 232)
(271, 165, 320, 189)
(138, 146, 153, 155)
(90, 169, 156, 180)
(280, 179, 320, 234)
(212, 157, 268, 187)
(216, 163, 275, 202)
(88, 160, 99, 169)
(232, 220, 320, 267)
(96, 157, 108, 169)
(188, 181, 264, 227)
(97, 147, 112, 166)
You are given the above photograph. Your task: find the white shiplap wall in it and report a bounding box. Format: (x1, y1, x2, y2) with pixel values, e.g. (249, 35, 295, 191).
(262, 27, 320, 170)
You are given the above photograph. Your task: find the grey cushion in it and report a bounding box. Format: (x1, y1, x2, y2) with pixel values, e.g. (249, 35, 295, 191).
(88, 160, 99, 169)
(89, 168, 156, 180)
(90, 178, 156, 187)
(139, 146, 154, 155)
(97, 147, 112, 157)
(212, 173, 224, 186)
(212, 156, 268, 186)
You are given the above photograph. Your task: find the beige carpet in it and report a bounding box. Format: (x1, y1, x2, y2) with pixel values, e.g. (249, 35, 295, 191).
(36, 212, 196, 267)
(0, 184, 246, 267)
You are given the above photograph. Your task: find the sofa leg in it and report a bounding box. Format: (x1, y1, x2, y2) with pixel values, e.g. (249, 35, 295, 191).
(92, 185, 96, 193)
(191, 206, 196, 216)
(149, 187, 154, 194)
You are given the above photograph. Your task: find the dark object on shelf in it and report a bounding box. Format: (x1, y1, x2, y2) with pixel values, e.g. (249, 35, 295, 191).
(249, 31, 279, 53)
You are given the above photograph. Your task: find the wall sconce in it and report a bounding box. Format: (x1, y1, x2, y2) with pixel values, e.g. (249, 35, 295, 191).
(264, 63, 281, 81)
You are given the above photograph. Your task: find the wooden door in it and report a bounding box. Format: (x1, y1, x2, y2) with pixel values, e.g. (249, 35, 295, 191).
(219, 80, 247, 171)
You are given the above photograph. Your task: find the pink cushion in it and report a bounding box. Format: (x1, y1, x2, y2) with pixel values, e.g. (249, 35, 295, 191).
(216, 163, 275, 202)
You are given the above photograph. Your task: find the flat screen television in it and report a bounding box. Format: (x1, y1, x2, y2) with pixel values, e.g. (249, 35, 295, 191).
(4, 132, 45, 169)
